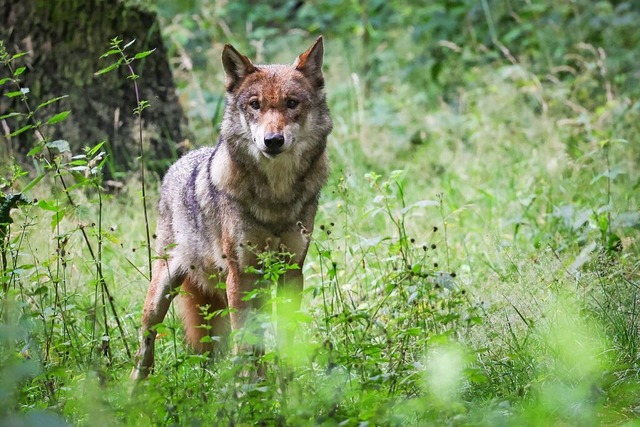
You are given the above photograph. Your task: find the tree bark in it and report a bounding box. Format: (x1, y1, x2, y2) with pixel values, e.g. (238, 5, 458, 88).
(0, 0, 189, 178)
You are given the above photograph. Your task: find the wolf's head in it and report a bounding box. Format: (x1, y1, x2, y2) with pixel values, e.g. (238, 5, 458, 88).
(220, 37, 331, 161)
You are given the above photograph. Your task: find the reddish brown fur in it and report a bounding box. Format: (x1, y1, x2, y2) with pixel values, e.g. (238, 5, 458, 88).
(178, 278, 229, 353)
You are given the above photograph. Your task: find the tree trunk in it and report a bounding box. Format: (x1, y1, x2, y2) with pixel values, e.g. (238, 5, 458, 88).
(0, 0, 189, 179)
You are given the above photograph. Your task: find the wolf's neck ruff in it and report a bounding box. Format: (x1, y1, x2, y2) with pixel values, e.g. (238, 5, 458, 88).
(206, 137, 327, 232)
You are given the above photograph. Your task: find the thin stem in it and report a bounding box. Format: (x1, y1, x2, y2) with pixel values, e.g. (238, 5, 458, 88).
(438, 193, 451, 270)
(605, 143, 612, 239)
(122, 55, 153, 280)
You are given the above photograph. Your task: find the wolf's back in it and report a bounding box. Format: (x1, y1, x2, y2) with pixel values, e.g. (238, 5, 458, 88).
(156, 147, 217, 248)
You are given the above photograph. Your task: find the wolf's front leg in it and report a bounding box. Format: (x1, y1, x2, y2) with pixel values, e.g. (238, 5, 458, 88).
(131, 259, 185, 381)
(276, 268, 304, 353)
(225, 267, 265, 352)
(225, 264, 271, 379)
(276, 229, 309, 351)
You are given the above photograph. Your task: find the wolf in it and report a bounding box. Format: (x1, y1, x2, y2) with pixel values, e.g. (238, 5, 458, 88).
(130, 37, 332, 380)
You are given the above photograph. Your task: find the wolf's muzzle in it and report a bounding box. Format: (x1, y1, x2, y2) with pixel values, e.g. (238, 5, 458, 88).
(264, 133, 285, 154)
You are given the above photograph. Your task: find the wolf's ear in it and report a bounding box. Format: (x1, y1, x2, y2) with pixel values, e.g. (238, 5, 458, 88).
(294, 36, 325, 88)
(222, 44, 256, 92)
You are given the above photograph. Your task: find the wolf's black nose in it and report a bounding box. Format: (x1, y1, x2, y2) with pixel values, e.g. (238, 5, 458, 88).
(264, 133, 285, 150)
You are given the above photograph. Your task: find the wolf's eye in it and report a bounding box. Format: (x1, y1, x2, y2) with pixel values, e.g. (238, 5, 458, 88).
(249, 100, 260, 110)
(286, 99, 299, 109)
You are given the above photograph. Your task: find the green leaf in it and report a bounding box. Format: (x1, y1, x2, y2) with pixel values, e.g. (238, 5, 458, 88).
(36, 95, 69, 111)
(134, 49, 155, 59)
(100, 49, 121, 58)
(51, 208, 66, 231)
(5, 90, 24, 98)
(95, 62, 120, 76)
(87, 141, 105, 156)
(27, 145, 43, 156)
(123, 39, 137, 49)
(406, 327, 423, 336)
(8, 124, 33, 137)
(46, 111, 71, 125)
(0, 112, 21, 120)
(0, 77, 12, 86)
(13, 66, 26, 76)
(22, 173, 45, 193)
(33, 285, 48, 296)
(37, 199, 58, 211)
(590, 166, 626, 184)
(363, 344, 382, 355)
(11, 52, 29, 60)
(46, 139, 70, 152)
(103, 231, 121, 245)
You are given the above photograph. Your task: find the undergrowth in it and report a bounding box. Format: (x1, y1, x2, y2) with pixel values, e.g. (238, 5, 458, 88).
(1, 2, 640, 425)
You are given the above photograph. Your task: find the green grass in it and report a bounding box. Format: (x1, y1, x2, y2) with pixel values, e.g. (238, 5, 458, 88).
(2, 4, 640, 425)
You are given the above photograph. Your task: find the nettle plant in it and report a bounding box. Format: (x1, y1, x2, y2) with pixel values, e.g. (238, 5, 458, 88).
(309, 170, 483, 398)
(0, 38, 153, 414)
(0, 39, 115, 412)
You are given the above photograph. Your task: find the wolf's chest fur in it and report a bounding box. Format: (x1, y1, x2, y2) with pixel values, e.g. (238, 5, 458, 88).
(201, 136, 328, 230)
